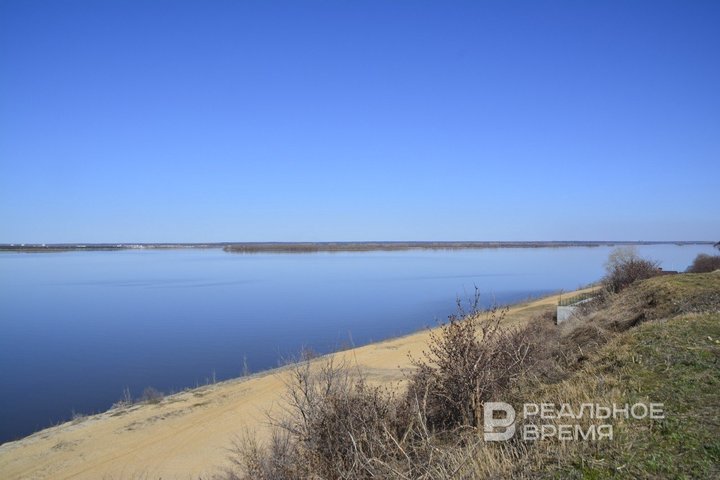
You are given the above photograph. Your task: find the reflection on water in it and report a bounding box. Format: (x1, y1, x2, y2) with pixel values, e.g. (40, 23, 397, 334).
(0, 244, 713, 443)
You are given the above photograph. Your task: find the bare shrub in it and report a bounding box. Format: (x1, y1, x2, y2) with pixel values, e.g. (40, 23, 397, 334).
(603, 246, 660, 293)
(112, 387, 133, 409)
(140, 386, 164, 404)
(226, 430, 299, 480)
(686, 253, 720, 273)
(280, 357, 399, 478)
(406, 290, 540, 431)
(226, 356, 406, 479)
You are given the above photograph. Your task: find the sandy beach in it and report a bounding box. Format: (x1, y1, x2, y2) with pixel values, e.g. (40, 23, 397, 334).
(0, 288, 594, 480)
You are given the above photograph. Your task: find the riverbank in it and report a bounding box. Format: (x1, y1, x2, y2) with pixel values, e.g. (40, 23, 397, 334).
(0, 288, 593, 479)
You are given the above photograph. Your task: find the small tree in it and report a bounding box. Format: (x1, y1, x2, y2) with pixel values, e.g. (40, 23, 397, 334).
(603, 246, 660, 293)
(687, 253, 720, 273)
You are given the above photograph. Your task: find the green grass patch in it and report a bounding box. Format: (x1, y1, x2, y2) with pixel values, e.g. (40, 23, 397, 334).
(548, 312, 720, 479)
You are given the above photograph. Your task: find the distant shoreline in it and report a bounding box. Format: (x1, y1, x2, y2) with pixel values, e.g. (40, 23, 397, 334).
(0, 240, 713, 253)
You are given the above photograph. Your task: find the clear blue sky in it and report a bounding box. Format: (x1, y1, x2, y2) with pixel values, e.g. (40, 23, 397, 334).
(1, 0, 718, 243)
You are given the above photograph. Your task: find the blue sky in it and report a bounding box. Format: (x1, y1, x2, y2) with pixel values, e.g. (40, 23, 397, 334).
(1, 0, 718, 243)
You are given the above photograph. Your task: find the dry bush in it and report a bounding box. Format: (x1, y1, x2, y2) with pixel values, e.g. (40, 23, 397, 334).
(139, 386, 163, 404)
(227, 356, 409, 479)
(405, 290, 543, 432)
(279, 358, 400, 478)
(225, 430, 299, 480)
(686, 253, 720, 273)
(603, 246, 660, 293)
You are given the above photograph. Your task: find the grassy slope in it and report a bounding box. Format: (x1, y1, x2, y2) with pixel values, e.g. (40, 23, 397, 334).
(533, 273, 720, 478)
(543, 312, 720, 479)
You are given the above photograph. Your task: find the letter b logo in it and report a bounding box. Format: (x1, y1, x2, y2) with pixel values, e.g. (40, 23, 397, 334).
(484, 402, 516, 441)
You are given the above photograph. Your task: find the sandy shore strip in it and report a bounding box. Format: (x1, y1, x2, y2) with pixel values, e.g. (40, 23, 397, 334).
(0, 287, 595, 480)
